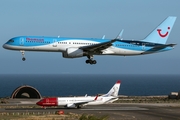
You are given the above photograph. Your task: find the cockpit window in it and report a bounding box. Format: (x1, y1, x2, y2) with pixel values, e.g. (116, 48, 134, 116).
(8, 39, 14, 43)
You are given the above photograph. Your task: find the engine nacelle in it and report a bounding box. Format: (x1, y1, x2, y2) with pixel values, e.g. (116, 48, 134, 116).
(62, 47, 86, 58)
(65, 103, 76, 108)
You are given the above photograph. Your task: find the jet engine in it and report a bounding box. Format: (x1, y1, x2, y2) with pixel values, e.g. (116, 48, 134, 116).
(65, 103, 76, 108)
(62, 47, 87, 58)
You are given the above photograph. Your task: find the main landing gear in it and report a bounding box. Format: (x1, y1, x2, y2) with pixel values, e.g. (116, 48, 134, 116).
(77, 105, 81, 109)
(20, 50, 26, 61)
(86, 55, 97, 65)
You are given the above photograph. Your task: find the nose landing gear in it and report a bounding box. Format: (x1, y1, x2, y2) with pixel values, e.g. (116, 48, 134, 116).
(22, 57, 26, 61)
(20, 50, 26, 61)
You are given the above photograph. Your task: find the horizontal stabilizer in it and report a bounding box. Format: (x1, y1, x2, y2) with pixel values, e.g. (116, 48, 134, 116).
(149, 44, 176, 51)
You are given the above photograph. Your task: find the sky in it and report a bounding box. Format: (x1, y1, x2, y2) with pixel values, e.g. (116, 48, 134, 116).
(0, 0, 180, 75)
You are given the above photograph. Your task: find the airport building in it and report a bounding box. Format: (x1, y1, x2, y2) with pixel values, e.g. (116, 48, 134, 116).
(11, 85, 42, 99)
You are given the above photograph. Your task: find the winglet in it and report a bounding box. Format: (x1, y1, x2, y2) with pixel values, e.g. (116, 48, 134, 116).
(94, 94, 98, 100)
(116, 80, 121, 84)
(116, 29, 124, 40)
(102, 35, 105, 39)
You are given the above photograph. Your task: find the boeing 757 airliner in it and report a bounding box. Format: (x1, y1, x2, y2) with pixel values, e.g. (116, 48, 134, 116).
(3, 16, 176, 64)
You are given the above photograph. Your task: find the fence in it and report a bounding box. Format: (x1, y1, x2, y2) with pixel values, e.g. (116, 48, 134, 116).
(0, 111, 57, 116)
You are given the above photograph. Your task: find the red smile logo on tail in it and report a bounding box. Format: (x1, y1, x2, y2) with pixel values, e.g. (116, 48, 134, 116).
(157, 27, 170, 38)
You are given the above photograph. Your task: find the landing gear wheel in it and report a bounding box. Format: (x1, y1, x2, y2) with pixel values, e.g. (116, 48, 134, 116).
(77, 105, 81, 109)
(22, 57, 26, 61)
(85, 60, 97, 64)
(89, 60, 93, 64)
(92, 60, 97, 64)
(90, 60, 97, 65)
(20, 50, 26, 61)
(86, 60, 90, 64)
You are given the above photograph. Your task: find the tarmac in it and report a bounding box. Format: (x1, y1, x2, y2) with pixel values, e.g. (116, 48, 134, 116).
(1, 102, 180, 120)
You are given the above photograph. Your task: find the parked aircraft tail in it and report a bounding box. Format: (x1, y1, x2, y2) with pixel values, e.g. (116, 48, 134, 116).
(102, 80, 121, 97)
(142, 16, 177, 44)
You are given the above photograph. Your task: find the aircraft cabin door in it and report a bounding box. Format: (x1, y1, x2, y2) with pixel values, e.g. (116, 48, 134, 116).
(53, 39, 57, 47)
(142, 43, 146, 50)
(20, 38, 24, 46)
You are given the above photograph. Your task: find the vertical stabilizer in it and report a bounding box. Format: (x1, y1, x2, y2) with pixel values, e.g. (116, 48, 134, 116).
(142, 16, 176, 44)
(102, 80, 121, 97)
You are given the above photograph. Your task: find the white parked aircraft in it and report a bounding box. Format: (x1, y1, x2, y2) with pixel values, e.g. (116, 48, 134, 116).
(36, 80, 121, 108)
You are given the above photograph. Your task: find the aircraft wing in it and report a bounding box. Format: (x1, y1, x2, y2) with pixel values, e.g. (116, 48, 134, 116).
(149, 44, 176, 51)
(74, 101, 89, 107)
(71, 95, 98, 107)
(80, 39, 116, 52)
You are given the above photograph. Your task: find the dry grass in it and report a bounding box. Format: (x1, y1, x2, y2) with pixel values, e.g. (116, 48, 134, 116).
(115, 96, 180, 103)
(0, 112, 80, 120)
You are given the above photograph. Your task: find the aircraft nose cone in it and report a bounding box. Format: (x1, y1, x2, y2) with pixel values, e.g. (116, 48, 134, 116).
(2, 44, 7, 49)
(36, 101, 41, 106)
(2, 43, 12, 50)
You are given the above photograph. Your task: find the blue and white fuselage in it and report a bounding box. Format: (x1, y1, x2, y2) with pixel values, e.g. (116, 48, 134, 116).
(3, 16, 177, 64)
(3, 36, 173, 54)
